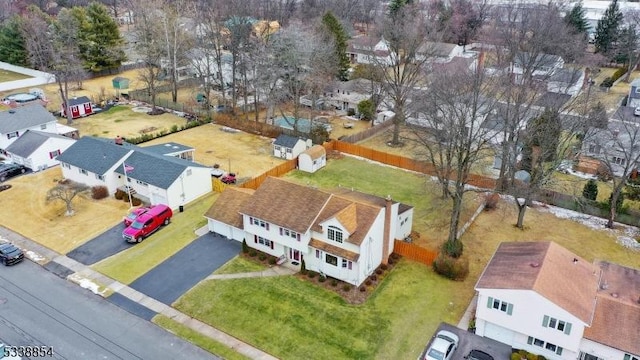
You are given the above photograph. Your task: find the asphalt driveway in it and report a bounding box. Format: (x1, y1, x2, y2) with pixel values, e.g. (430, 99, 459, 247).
(67, 223, 131, 265)
(129, 232, 241, 305)
(422, 322, 512, 360)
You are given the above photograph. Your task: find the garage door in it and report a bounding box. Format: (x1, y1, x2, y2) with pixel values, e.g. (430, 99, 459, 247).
(484, 322, 515, 346)
(151, 192, 168, 206)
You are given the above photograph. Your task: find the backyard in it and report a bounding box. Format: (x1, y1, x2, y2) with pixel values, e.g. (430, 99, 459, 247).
(0, 68, 31, 82)
(0, 167, 130, 254)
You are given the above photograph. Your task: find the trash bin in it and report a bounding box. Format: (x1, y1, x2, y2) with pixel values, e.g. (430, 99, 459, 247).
(179, 205, 184, 213)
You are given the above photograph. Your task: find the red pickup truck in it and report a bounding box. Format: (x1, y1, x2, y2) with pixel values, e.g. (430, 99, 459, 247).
(122, 204, 172, 243)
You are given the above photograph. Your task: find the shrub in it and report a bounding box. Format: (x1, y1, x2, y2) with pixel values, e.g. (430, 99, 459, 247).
(484, 193, 500, 210)
(433, 252, 470, 281)
(342, 284, 351, 291)
(170, 124, 178, 132)
(359, 286, 366, 292)
(375, 269, 383, 275)
(268, 257, 276, 265)
(347, 108, 356, 116)
(131, 197, 142, 206)
(600, 77, 614, 88)
(583, 179, 598, 200)
(443, 239, 464, 258)
(318, 276, 326, 283)
(114, 189, 125, 200)
(390, 253, 400, 260)
(91, 185, 109, 200)
(380, 264, 388, 271)
(612, 66, 628, 82)
(122, 193, 130, 203)
(370, 274, 377, 281)
(388, 258, 394, 265)
(259, 254, 267, 261)
(365, 279, 372, 286)
(308, 271, 316, 278)
(249, 249, 257, 257)
(242, 239, 249, 253)
(301, 259, 306, 273)
(511, 353, 522, 360)
(526, 353, 538, 360)
(331, 279, 338, 286)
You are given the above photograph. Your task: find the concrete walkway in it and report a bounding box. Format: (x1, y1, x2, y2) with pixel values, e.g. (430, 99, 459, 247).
(0, 226, 280, 360)
(457, 293, 478, 330)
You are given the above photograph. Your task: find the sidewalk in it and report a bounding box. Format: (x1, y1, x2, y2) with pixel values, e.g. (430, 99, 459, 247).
(0, 226, 280, 360)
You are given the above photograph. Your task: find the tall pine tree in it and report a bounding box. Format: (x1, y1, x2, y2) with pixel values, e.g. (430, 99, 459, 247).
(595, 0, 624, 56)
(0, 17, 28, 66)
(565, 2, 590, 36)
(321, 11, 350, 81)
(81, 2, 126, 72)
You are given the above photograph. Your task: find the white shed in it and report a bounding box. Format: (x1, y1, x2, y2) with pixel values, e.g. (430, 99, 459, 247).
(298, 145, 326, 173)
(273, 134, 311, 160)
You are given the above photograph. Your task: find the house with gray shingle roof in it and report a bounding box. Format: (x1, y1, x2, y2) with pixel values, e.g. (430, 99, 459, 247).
(56, 136, 212, 209)
(204, 176, 414, 286)
(0, 104, 58, 152)
(474, 241, 640, 360)
(272, 134, 311, 160)
(5, 130, 75, 171)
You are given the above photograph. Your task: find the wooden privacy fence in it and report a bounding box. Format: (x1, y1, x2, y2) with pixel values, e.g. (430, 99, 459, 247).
(393, 240, 438, 266)
(240, 159, 298, 190)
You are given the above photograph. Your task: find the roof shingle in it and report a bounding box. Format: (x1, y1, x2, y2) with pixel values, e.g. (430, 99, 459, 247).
(204, 187, 255, 228)
(0, 104, 57, 134)
(5, 130, 73, 158)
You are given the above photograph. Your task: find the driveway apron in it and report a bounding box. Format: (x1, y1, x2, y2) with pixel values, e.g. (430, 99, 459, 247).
(67, 223, 132, 265)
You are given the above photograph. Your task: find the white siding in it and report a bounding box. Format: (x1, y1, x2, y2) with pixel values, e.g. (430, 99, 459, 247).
(395, 207, 413, 240)
(206, 218, 244, 241)
(475, 289, 587, 358)
(298, 153, 326, 173)
(0, 120, 57, 150)
(60, 162, 120, 192)
(579, 338, 631, 360)
(161, 166, 211, 209)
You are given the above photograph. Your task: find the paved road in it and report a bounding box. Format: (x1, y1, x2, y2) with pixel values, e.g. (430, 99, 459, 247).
(67, 223, 131, 265)
(129, 232, 240, 305)
(0, 260, 218, 360)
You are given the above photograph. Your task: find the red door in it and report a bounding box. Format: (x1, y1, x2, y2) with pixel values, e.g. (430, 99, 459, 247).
(289, 249, 300, 261)
(84, 103, 92, 115)
(70, 106, 80, 118)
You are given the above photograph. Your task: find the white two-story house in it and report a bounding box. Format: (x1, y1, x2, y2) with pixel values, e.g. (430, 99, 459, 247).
(475, 241, 639, 360)
(0, 104, 58, 152)
(346, 35, 395, 66)
(204, 176, 414, 286)
(56, 136, 211, 209)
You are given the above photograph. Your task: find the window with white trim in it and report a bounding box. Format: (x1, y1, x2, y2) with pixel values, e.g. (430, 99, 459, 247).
(624, 354, 640, 360)
(257, 236, 272, 247)
(136, 180, 148, 186)
(543, 315, 572, 335)
(79, 169, 88, 175)
(186, 169, 192, 176)
(486, 296, 513, 315)
(6, 131, 18, 139)
(40, 124, 47, 130)
(49, 149, 61, 159)
(95, 174, 104, 181)
(62, 163, 71, 169)
(280, 227, 299, 241)
(315, 249, 321, 258)
(612, 156, 626, 166)
(527, 336, 563, 356)
(250, 217, 269, 230)
(274, 145, 281, 151)
(326, 254, 338, 266)
(327, 225, 343, 243)
(341, 259, 352, 269)
(588, 144, 601, 154)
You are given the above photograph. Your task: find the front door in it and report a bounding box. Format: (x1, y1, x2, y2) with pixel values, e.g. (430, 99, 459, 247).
(71, 106, 80, 118)
(288, 248, 300, 261)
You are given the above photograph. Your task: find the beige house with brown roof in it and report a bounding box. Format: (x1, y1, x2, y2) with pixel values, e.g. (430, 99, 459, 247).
(203, 176, 413, 286)
(474, 242, 640, 360)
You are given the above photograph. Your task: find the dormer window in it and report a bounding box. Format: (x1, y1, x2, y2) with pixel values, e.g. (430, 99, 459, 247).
(327, 225, 343, 243)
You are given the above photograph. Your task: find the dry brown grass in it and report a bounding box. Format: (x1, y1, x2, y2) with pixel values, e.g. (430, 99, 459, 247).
(0, 69, 31, 83)
(140, 124, 285, 180)
(69, 105, 186, 139)
(0, 167, 130, 254)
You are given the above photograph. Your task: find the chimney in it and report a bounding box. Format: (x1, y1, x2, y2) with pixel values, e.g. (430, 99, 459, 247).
(382, 195, 392, 264)
(115, 135, 123, 145)
(573, 258, 578, 264)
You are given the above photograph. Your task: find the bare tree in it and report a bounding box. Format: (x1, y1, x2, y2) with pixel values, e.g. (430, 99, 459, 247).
(583, 113, 640, 228)
(622, 9, 640, 83)
(21, 6, 85, 125)
(410, 59, 500, 257)
(160, 0, 195, 103)
(46, 180, 90, 216)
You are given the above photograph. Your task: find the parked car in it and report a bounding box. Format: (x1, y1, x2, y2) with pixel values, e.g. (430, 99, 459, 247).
(634, 106, 640, 117)
(424, 330, 459, 360)
(0, 242, 24, 266)
(465, 350, 494, 360)
(123, 206, 154, 227)
(122, 204, 172, 243)
(221, 173, 236, 184)
(0, 163, 26, 182)
(210, 168, 225, 178)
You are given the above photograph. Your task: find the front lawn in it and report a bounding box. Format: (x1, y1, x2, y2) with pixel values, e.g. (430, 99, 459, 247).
(285, 156, 482, 248)
(213, 256, 267, 275)
(175, 259, 458, 360)
(92, 192, 216, 284)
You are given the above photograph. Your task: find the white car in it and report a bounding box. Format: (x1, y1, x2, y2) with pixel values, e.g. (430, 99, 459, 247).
(424, 330, 459, 360)
(634, 107, 640, 117)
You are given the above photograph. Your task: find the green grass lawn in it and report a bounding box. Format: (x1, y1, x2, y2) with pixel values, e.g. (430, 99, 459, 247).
(175, 260, 459, 360)
(213, 256, 267, 274)
(0, 69, 30, 82)
(286, 156, 481, 248)
(153, 315, 250, 360)
(92, 193, 217, 284)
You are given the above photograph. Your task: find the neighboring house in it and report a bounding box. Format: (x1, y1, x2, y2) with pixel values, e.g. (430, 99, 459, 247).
(627, 78, 640, 108)
(415, 42, 465, 63)
(581, 121, 636, 177)
(187, 48, 235, 89)
(511, 52, 564, 84)
(5, 130, 75, 171)
(323, 78, 381, 113)
(298, 145, 326, 173)
(61, 96, 93, 119)
(272, 134, 311, 160)
(474, 241, 640, 360)
(56, 136, 212, 209)
(0, 104, 58, 152)
(204, 176, 414, 286)
(346, 35, 395, 66)
(547, 68, 585, 97)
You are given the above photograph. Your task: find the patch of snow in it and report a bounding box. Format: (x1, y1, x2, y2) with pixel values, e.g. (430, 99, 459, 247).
(67, 273, 108, 296)
(25, 250, 46, 263)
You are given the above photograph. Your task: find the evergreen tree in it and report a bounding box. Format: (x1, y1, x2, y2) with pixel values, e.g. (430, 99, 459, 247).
(528, 109, 562, 162)
(583, 179, 599, 200)
(82, 2, 126, 72)
(594, 0, 624, 56)
(0, 17, 28, 66)
(588, 102, 609, 129)
(565, 2, 590, 36)
(321, 11, 350, 81)
(357, 99, 376, 121)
